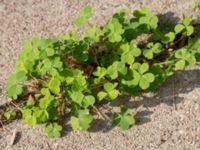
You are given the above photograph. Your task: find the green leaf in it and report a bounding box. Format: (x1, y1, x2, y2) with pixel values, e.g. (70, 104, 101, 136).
(26, 116, 37, 126)
(41, 88, 51, 96)
(139, 77, 150, 90)
(33, 108, 49, 122)
(187, 55, 196, 65)
(44, 123, 62, 138)
(48, 77, 61, 95)
(7, 71, 27, 87)
(112, 107, 135, 129)
(121, 51, 135, 64)
(174, 16, 193, 36)
(175, 24, 185, 34)
(70, 110, 93, 131)
(113, 9, 129, 25)
(46, 48, 55, 56)
(143, 49, 153, 59)
(104, 83, 117, 92)
(139, 63, 149, 74)
(4, 111, 16, 120)
(183, 16, 192, 26)
(6, 70, 27, 99)
(97, 91, 107, 101)
(186, 26, 194, 36)
(139, 73, 155, 89)
(119, 115, 135, 129)
(72, 76, 87, 92)
(7, 84, 23, 100)
(105, 18, 124, 43)
(52, 57, 63, 69)
(143, 42, 163, 59)
(39, 95, 54, 109)
(82, 95, 95, 108)
(69, 91, 84, 106)
(108, 89, 119, 100)
(107, 61, 127, 79)
(188, 37, 200, 50)
(85, 27, 102, 42)
(75, 6, 93, 27)
(162, 32, 175, 43)
(175, 60, 185, 70)
(133, 7, 158, 30)
(93, 67, 107, 78)
(175, 48, 196, 67)
(142, 73, 155, 83)
(119, 43, 141, 64)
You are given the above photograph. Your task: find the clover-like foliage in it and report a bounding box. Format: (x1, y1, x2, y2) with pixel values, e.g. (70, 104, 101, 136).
(5, 6, 200, 137)
(112, 107, 135, 129)
(44, 123, 63, 138)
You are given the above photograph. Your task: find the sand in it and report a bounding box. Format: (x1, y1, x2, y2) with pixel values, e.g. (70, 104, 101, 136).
(0, 0, 200, 149)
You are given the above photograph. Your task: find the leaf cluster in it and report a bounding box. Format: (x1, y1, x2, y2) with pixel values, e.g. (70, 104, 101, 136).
(5, 6, 200, 137)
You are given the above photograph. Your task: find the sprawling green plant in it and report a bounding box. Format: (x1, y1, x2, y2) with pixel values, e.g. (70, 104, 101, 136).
(4, 6, 200, 137)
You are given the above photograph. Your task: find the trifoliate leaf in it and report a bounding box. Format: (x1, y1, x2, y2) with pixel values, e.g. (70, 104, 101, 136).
(70, 110, 93, 131)
(4, 111, 16, 120)
(105, 18, 124, 43)
(85, 27, 102, 42)
(7, 84, 23, 100)
(174, 16, 194, 36)
(121, 69, 140, 87)
(112, 107, 135, 129)
(118, 43, 141, 64)
(44, 123, 62, 138)
(162, 32, 175, 44)
(75, 6, 93, 27)
(33, 108, 49, 122)
(25, 116, 37, 126)
(107, 61, 127, 79)
(113, 9, 129, 25)
(92, 67, 107, 78)
(143, 42, 163, 59)
(133, 7, 158, 30)
(121, 52, 135, 64)
(175, 48, 196, 68)
(128, 63, 155, 89)
(6, 71, 27, 99)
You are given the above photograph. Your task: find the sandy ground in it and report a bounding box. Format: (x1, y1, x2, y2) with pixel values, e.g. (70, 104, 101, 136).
(0, 0, 200, 149)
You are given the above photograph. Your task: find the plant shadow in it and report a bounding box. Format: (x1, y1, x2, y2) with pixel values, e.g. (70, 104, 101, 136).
(87, 68, 200, 133)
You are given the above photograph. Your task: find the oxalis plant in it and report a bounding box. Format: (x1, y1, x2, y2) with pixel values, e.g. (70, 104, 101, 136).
(4, 6, 200, 138)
